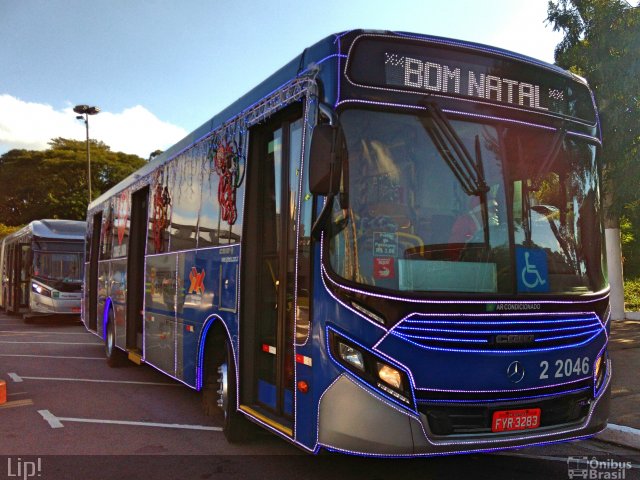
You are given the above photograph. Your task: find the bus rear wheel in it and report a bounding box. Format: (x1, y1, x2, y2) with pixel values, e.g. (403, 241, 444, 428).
(202, 335, 249, 442)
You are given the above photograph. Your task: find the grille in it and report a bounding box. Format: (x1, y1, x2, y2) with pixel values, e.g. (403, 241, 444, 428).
(421, 391, 591, 435)
(390, 312, 603, 352)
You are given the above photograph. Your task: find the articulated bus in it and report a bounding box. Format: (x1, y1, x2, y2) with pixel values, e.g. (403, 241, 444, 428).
(83, 30, 610, 456)
(1, 219, 85, 319)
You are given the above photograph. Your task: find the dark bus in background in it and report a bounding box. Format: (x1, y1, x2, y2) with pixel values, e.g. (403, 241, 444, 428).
(0, 219, 85, 319)
(82, 30, 609, 456)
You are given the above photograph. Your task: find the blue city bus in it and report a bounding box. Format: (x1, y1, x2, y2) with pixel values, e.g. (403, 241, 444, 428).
(83, 30, 610, 456)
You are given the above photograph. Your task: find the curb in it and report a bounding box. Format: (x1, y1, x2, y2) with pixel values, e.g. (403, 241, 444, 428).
(625, 312, 640, 321)
(596, 423, 640, 451)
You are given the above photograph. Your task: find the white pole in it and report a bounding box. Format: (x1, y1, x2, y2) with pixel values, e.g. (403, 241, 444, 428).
(605, 227, 625, 320)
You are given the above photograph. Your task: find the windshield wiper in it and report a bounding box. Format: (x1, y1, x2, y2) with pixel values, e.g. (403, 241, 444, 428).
(420, 102, 490, 196)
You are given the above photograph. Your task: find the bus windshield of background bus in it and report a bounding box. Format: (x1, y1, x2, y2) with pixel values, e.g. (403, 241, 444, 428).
(328, 108, 605, 295)
(33, 242, 83, 284)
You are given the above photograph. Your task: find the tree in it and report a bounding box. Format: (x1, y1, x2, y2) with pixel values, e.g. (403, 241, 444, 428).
(547, 0, 640, 219)
(547, 0, 640, 318)
(0, 138, 145, 225)
(0, 223, 21, 239)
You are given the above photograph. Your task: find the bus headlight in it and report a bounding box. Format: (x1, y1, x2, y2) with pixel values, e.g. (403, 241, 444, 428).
(330, 330, 413, 407)
(32, 283, 52, 298)
(377, 363, 403, 390)
(594, 351, 607, 391)
(338, 342, 365, 371)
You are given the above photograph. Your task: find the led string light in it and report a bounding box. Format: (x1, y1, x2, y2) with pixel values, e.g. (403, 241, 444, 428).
(418, 386, 591, 405)
(321, 259, 610, 305)
(391, 329, 601, 355)
(314, 365, 610, 455)
(325, 325, 418, 411)
(335, 99, 602, 148)
(151, 169, 171, 253)
(415, 375, 590, 394)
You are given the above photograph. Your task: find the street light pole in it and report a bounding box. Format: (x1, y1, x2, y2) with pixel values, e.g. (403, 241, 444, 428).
(73, 105, 100, 203)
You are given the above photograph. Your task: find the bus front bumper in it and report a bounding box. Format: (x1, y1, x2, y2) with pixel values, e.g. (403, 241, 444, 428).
(317, 366, 610, 456)
(30, 295, 82, 315)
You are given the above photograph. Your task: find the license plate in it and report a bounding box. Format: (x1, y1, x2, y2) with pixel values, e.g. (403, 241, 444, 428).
(491, 408, 541, 432)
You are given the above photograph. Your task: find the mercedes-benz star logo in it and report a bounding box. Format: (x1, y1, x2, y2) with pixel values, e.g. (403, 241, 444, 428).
(507, 361, 525, 383)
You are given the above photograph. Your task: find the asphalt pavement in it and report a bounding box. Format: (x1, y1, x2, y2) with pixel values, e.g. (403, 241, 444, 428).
(596, 317, 640, 449)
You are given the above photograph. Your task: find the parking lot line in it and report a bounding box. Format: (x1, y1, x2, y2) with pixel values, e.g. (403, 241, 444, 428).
(9, 373, 180, 387)
(0, 354, 104, 360)
(37, 409, 222, 431)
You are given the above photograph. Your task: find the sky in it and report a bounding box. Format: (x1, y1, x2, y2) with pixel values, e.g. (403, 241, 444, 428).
(0, 0, 564, 159)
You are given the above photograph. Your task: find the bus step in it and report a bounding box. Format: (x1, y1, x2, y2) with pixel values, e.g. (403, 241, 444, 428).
(127, 351, 143, 365)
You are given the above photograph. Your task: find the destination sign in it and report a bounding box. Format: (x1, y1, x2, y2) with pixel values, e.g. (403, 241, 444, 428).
(385, 53, 549, 111)
(346, 36, 596, 123)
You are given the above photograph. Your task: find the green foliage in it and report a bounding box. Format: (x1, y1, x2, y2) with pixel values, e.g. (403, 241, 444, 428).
(547, 0, 640, 219)
(624, 276, 640, 310)
(0, 138, 145, 226)
(0, 223, 21, 239)
(622, 202, 640, 277)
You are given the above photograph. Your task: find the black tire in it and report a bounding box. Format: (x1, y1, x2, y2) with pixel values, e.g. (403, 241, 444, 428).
(105, 308, 125, 367)
(202, 333, 250, 442)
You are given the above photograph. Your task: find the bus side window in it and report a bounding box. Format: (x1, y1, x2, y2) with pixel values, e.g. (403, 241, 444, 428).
(100, 202, 114, 261)
(198, 152, 221, 248)
(169, 155, 200, 252)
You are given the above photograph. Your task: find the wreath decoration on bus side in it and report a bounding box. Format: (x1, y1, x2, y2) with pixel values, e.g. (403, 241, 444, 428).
(152, 170, 171, 252)
(208, 138, 245, 226)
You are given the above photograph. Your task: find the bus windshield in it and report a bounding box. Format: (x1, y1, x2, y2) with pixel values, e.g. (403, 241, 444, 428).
(33, 243, 83, 283)
(328, 108, 605, 295)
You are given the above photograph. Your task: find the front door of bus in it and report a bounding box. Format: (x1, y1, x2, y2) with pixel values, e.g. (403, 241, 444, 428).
(242, 109, 303, 431)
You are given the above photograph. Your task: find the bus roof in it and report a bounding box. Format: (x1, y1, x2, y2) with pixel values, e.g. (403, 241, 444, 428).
(3, 220, 86, 244)
(88, 29, 587, 211)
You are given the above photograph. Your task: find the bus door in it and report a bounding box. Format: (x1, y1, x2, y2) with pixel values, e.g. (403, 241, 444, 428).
(88, 211, 102, 331)
(241, 108, 303, 434)
(4, 245, 17, 313)
(17, 244, 30, 310)
(7, 243, 32, 313)
(126, 186, 149, 353)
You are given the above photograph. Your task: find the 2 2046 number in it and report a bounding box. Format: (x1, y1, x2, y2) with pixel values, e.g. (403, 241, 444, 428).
(539, 357, 589, 380)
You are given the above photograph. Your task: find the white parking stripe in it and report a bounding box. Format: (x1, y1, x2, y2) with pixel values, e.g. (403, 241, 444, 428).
(37, 409, 222, 431)
(8, 373, 22, 382)
(0, 354, 104, 360)
(38, 410, 64, 428)
(15, 375, 179, 387)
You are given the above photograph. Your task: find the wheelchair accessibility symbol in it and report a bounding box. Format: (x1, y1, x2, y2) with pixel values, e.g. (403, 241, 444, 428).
(516, 248, 549, 293)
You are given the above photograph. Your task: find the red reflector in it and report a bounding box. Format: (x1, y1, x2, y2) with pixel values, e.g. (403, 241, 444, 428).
(262, 344, 270, 352)
(297, 381, 309, 394)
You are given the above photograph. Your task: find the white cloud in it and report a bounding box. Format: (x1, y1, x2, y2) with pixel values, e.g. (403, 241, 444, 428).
(0, 94, 187, 158)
